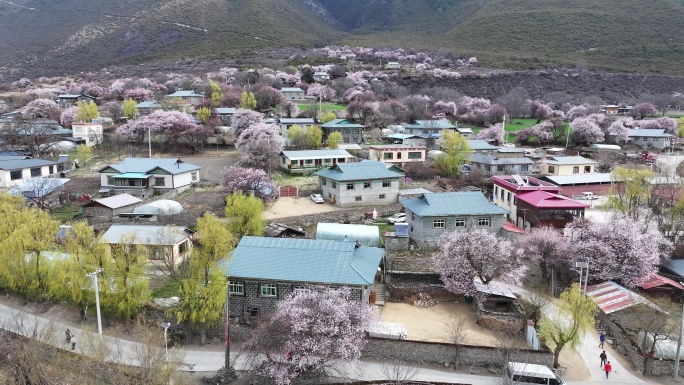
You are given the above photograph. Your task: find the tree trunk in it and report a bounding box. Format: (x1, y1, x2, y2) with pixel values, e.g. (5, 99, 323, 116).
(553, 344, 564, 368)
(550, 265, 556, 297)
(200, 328, 207, 346)
(185, 324, 193, 345)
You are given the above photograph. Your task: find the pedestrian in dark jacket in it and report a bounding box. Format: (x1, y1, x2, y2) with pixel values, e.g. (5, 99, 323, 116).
(65, 328, 72, 343)
(599, 332, 605, 348)
(71, 335, 76, 351)
(604, 361, 612, 378)
(600, 351, 607, 367)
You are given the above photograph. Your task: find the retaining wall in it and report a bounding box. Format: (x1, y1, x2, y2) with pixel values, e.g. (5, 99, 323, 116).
(274, 203, 403, 229)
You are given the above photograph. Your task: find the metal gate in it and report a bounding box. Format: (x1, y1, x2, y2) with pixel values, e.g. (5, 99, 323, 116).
(279, 185, 298, 197)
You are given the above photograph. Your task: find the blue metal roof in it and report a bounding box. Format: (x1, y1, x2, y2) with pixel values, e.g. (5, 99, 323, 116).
(222, 236, 384, 286)
(281, 87, 304, 92)
(315, 160, 403, 181)
(401, 192, 509, 217)
(104, 158, 201, 175)
(136, 101, 161, 108)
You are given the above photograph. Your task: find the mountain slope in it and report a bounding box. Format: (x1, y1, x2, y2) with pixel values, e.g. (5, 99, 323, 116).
(0, 0, 683, 77)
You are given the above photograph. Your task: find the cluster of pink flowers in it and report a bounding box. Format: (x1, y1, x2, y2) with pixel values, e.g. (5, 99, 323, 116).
(306, 83, 335, 101)
(26, 87, 63, 99)
(432, 68, 460, 79)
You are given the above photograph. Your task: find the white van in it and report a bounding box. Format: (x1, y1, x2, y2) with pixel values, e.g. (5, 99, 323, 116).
(505, 362, 565, 385)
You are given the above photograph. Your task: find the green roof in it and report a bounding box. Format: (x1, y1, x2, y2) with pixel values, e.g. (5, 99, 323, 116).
(315, 161, 403, 181)
(401, 192, 509, 217)
(221, 237, 384, 286)
(321, 119, 365, 129)
(113, 173, 150, 179)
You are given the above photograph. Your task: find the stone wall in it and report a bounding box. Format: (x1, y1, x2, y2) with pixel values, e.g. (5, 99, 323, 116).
(362, 338, 554, 368)
(598, 312, 676, 377)
(274, 203, 403, 229)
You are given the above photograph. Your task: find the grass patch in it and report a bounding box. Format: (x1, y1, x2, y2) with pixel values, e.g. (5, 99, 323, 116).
(297, 103, 346, 111)
(368, 222, 394, 233)
(52, 205, 82, 221)
(151, 278, 180, 299)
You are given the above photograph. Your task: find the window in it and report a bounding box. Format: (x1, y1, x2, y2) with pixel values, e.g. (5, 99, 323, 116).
(229, 282, 245, 295)
(30, 167, 41, 177)
(332, 182, 336, 188)
(500, 189, 504, 199)
(433, 219, 445, 228)
(260, 284, 277, 297)
(363, 181, 371, 189)
(107, 176, 115, 185)
(178, 240, 188, 255)
(379, 194, 386, 199)
(347, 183, 355, 190)
(10, 171, 22, 180)
(478, 217, 491, 227)
(355, 196, 362, 201)
(548, 165, 555, 173)
(291, 160, 298, 165)
(49, 166, 54, 174)
(245, 305, 260, 317)
(497, 165, 505, 171)
(408, 152, 422, 159)
(507, 192, 511, 203)
(384, 153, 394, 160)
(382, 181, 391, 188)
(411, 213, 415, 220)
(455, 218, 466, 227)
(191, 172, 198, 182)
(410, 225, 414, 232)
(150, 247, 165, 260)
(352, 129, 359, 134)
(155, 177, 165, 187)
(584, 166, 591, 173)
(397, 152, 402, 159)
(520, 165, 529, 172)
(322, 179, 327, 186)
(573, 166, 579, 174)
(305, 159, 313, 165)
(293, 285, 309, 295)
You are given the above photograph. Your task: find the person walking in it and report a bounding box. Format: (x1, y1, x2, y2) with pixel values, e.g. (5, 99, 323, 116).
(65, 328, 72, 343)
(71, 335, 76, 351)
(599, 332, 606, 348)
(604, 361, 612, 378)
(600, 351, 607, 367)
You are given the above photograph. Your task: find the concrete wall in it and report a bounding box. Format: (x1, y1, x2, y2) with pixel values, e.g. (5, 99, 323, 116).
(556, 183, 614, 197)
(471, 162, 533, 177)
(319, 177, 400, 207)
(630, 136, 670, 149)
(407, 209, 506, 248)
(493, 185, 518, 223)
(368, 147, 426, 164)
(274, 203, 403, 229)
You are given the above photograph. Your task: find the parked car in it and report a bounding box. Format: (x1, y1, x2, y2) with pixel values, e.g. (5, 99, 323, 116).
(387, 213, 406, 224)
(310, 194, 324, 204)
(579, 192, 599, 200)
(505, 362, 565, 385)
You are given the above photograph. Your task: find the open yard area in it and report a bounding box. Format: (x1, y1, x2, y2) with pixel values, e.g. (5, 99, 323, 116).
(297, 102, 346, 111)
(263, 196, 342, 220)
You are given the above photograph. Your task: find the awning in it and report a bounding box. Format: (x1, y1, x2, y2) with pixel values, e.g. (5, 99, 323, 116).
(113, 173, 150, 179)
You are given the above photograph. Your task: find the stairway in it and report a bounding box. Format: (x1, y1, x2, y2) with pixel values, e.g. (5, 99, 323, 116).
(373, 284, 386, 306)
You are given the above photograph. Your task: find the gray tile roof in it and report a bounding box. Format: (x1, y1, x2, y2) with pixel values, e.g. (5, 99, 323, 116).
(321, 119, 365, 129)
(401, 192, 509, 217)
(466, 140, 498, 151)
(214, 107, 237, 114)
(279, 118, 315, 124)
(315, 160, 403, 181)
(470, 154, 534, 165)
(0, 158, 57, 171)
(628, 129, 672, 138)
(405, 120, 457, 129)
(103, 158, 201, 175)
(543, 156, 598, 165)
(281, 149, 352, 160)
(221, 236, 384, 286)
(101, 225, 189, 245)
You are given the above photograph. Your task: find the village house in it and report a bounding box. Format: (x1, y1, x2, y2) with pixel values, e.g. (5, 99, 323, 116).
(315, 160, 403, 207)
(492, 175, 562, 224)
(222, 236, 385, 316)
(321, 119, 366, 144)
(313, 72, 331, 81)
(279, 149, 354, 173)
(281, 87, 306, 101)
(468, 154, 534, 177)
(165, 90, 204, 104)
(101, 225, 193, 267)
(456, 127, 476, 139)
(83, 193, 143, 225)
(57, 94, 96, 109)
(540, 156, 598, 176)
(540, 173, 614, 197)
(385, 62, 401, 69)
(401, 192, 509, 249)
(404, 120, 456, 136)
(628, 129, 673, 149)
(98, 158, 201, 195)
(368, 144, 426, 164)
(0, 156, 61, 188)
(70, 122, 103, 147)
(278, 118, 316, 137)
(214, 107, 237, 124)
(136, 101, 162, 116)
(514, 190, 589, 229)
(465, 140, 499, 154)
(601, 105, 620, 115)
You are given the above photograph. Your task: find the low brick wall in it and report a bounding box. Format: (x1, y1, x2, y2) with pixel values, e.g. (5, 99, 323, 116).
(362, 338, 554, 368)
(274, 203, 403, 229)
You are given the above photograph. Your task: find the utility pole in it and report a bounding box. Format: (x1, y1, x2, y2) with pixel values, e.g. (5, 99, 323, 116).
(86, 268, 103, 335)
(224, 293, 230, 369)
(148, 125, 152, 158)
(674, 303, 684, 378)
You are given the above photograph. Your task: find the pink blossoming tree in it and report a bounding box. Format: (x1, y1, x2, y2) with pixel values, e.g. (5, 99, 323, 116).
(570, 117, 604, 145)
(123, 87, 155, 102)
(21, 98, 58, 119)
(476, 123, 505, 145)
(636, 117, 679, 135)
(220, 165, 277, 201)
(516, 227, 573, 295)
(306, 83, 335, 101)
(231, 109, 264, 140)
(59, 106, 79, 127)
(434, 229, 526, 297)
(236, 122, 284, 172)
(632, 102, 657, 119)
(243, 287, 378, 385)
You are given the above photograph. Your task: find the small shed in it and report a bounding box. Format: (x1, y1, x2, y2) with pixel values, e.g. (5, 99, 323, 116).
(316, 223, 380, 247)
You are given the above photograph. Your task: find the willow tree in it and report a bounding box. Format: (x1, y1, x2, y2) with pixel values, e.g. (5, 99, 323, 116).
(75, 100, 99, 123)
(539, 284, 597, 368)
(225, 193, 265, 237)
(175, 213, 233, 345)
(606, 167, 654, 221)
(104, 236, 150, 320)
(435, 129, 471, 176)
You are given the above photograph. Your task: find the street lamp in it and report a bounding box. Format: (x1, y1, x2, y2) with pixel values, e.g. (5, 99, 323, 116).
(161, 322, 171, 362)
(86, 268, 103, 335)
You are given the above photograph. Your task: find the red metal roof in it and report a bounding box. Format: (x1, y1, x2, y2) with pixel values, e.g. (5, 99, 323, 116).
(516, 190, 590, 209)
(502, 221, 526, 234)
(491, 175, 561, 193)
(638, 274, 684, 290)
(585, 281, 641, 314)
